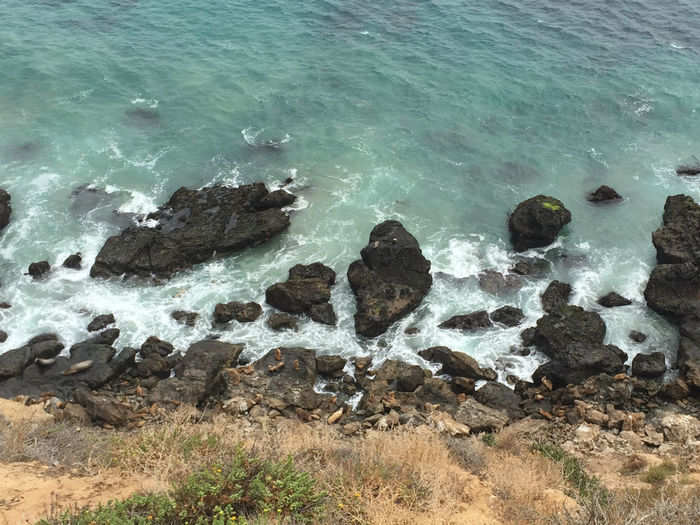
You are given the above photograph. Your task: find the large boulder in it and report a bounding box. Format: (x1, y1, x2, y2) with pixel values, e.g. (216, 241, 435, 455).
(474, 382, 524, 421)
(534, 305, 606, 358)
(419, 346, 496, 381)
(645, 262, 700, 319)
(631, 352, 667, 378)
(90, 183, 291, 279)
(532, 343, 626, 388)
(0, 189, 11, 233)
(266, 263, 336, 324)
(348, 221, 432, 337)
(541, 280, 572, 313)
(651, 195, 700, 265)
(508, 195, 571, 252)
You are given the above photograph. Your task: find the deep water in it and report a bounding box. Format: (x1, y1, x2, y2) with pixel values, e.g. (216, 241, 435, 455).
(2, 0, 700, 381)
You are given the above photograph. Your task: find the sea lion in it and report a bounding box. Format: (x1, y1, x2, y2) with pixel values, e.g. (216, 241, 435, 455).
(63, 360, 93, 375)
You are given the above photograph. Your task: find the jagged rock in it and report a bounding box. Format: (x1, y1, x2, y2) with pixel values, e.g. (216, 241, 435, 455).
(597, 292, 632, 308)
(478, 270, 522, 295)
(266, 279, 330, 314)
(28, 261, 50, 279)
(651, 195, 700, 265)
(439, 311, 492, 331)
(348, 221, 432, 337)
(645, 262, 700, 319)
(0, 189, 11, 233)
(473, 382, 524, 421)
(534, 305, 606, 357)
(140, 336, 173, 358)
(171, 310, 199, 327)
(213, 301, 263, 323)
(629, 330, 647, 343)
(82, 329, 120, 346)
(267, 313, 298, 331)
(149, 340, 242, 405)
(415, 377, 458, 409)
(131, 354, 172, 379)
(255, 189, 296, 209)
(73, 388, 131, 426)
(309, 303, 337, 325)
(532, 343, 626, 388)
(454, 398, 509, 433)
(631, 352, 667, 378)
(316, 355, 347, 376)
(62, 253, 82, 270)
(90, 183, 291, 279)
(541, 280, 572, 313)
(508, 195, 572, 251)
(587, 185, 622, 202)
(419, 346, 496, 381)
(0, 335, 64, 379)
(87, 314, 115, 332)
(289, 263, 336, 285)
(521, 327, 537, 347)
(490, 306, 524, 327)
(451, 377, 476, 395)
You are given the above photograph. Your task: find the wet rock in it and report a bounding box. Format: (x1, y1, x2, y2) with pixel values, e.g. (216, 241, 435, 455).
(62, 253, 82, 270)
(171, 310, 199, 327)
(125, 107, 160, 125)
(69, 185, 135, 229)
(508, 195, 571, 252)
(532, 343, 626, 388)
(451, 376, 476, 395)
(534, 305, 606, 357)
(631, 352, 667, 379)
(347, 220, 432, 337)
(0, 330, 6, 343)
(289, 263, 336, 285)
(521, 326, 537, 347)
(0, 346, 33, 378)
(309, 303, 337, 325)
(541, 280, 572, 313)
(73, 387, 131, 427)
(661, 378, 690, 401)
(0, 303, 10, 309)
(83, 329, 120, 346)
(415, 377, 458, 409)
(478, 270, 522, 295)
(87, 314, 115, 332)
(140, 336, 174, 358)
(28, 261, 50, 279)
(490, 306, 524, 327)
(132, 354, 172, 379)
(316, 355, 347, 377)
(266, 279, 331, 314)
(474, 382, 524, 421)
(587, 185, 622, 202)
(676, 162, 700, 176)
(510, 257, 551, 277)
(90, 183, 291, 279)
(255, 189, 296, 209)
(439, 311, 492, 331)
(419, 346, 496, 381)
(0, 189, 11, 233)
(597, 292, 632, 308)
(629, 330, 647, 343)
(267, 313, 298, 331)
(454, 398, 509, 433)
(213, 301, 263, 324)
(149, 340, 243, 405)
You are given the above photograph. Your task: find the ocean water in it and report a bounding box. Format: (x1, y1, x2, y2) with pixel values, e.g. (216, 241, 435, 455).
(2, 0, 700, 382)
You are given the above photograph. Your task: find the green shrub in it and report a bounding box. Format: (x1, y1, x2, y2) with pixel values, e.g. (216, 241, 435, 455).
(532, 441, 607, 501)
(642, 461, 676, 485)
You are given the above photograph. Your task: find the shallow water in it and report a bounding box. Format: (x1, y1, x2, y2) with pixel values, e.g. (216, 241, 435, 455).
(2, 0, 700, 380)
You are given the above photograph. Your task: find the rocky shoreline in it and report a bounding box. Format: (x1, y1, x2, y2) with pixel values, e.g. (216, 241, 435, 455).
(0, 180, 699, 447)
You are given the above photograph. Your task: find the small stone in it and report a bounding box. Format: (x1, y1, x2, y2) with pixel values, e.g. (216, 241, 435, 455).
(597, 292, 632, 308)
(0, 330, 6, 343)
(629, 330, 647, 343)
(587, 185, 622, 202)
(171, 310, 199, 327)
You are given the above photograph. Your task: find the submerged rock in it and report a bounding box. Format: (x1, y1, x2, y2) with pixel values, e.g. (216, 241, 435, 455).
(587, 185, 622, 203)
(171, 310, 199, 327)
(90, 183, 291, 279)
(267, 313, 298, 331)
(508, 195, 571, 252)
(0, 189, 11, 233)
(478, 270, 522, 295)
(348, 221, 432, 337)
(629, 330, 647, 343)
(597, 292, 632, 308)
(439, 311, 492, 331)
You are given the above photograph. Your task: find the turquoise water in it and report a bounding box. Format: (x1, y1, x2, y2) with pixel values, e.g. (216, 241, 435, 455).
(2, 0, 700, 380)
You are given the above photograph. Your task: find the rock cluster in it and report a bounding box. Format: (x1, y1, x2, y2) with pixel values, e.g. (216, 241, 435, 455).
(266, 263, 337, 325)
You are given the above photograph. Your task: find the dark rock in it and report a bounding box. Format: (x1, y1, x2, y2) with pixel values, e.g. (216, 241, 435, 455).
(83, 329, 120, 346)
(316, 355, 347, 376)
(474, 382, 524, 421)
(31, 339, 65, 359)
(521, 327, 537, 347)
(439, 311, 492, 331)
(28, 261, 50, 279)
(309, 303, 337, 325)
(541, 280, 572, 313)
(213, 301, 263, 324)
(0, 330, 5, 343)
(267, 313, 298, 331)
(629, 330, 647, 343)
(347, 220, 432, 337)
(0, 189, 10, 233)
(598, 292, 632, 308)
(0, 303, 10, 309)
(587, 185, 622, 202)
(289, 263, 336, 285)
(171, 310, 199, 327)
(149, 340, 243, 405)
(266, 279, 331, 314)
(510, 257, 551, 277)
(255, 189, 296, 209)
(132, 354, 172, 379)
(90, 183, 291, 279)
(651, 195, 700, 265)
(676, 162, 700, 176)
(87, 314, 115, 332)
(415, 377, 458, 409)
(478, 270, 522, 295)
(532, 343, 627, 388)
(73, 388, 131, 426)
(62, 253, 82, 270)
(534, 305, 606, 357)
(451, 376, 476, 395)
(419, 346, 495, 381)
(661, 378, 689, 401)
(140, 336, 174, 358)
(645, 262, 700, 319)
(0, 346, 33, 378)
(508, 195, 572, 252)
(490, 306, 524, 327)
(404, 327, 420, 335)
(631, 352, 666, 378)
